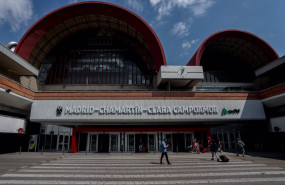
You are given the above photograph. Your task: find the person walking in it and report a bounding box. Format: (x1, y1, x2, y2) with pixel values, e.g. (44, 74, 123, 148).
(236, 138, 245, 157)
(192, 139, 196, 153)
(195, 141, 200, 154)
(218, 140, 222, 154)
(210, 139, 219, 161)
(160, 138, 171, 165)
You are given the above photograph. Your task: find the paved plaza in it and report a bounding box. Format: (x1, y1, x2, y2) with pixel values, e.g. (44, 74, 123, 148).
(0, 152, 285, 184)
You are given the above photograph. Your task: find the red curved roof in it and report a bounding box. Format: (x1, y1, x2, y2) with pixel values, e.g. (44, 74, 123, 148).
(187, 29, 279, 67)
(15, 1, 166, 71)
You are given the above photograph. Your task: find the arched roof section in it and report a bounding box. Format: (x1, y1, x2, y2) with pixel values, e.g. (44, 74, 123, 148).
(15, 1, 166, 71)
(187, 29, 279, 70)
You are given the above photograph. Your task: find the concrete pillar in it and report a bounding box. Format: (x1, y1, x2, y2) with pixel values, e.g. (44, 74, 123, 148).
(20, 76, 39, 91)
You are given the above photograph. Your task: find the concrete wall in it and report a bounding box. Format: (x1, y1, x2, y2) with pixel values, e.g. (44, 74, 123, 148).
(270, 116, 285, 132)
(0, 115, 26, 133)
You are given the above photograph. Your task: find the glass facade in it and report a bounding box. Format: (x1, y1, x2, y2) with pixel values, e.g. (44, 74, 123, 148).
(202, 70, 255, 83)
(38, 29, 152, 86)
(40, 50, 150, 85)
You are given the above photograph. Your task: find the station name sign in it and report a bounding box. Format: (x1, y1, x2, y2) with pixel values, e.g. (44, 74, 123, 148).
(30, 100, 266, 122)
(58, 105, 219, 116)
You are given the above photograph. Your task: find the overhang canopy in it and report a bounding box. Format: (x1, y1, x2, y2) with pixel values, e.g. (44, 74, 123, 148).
(0, 87, 33, 114)
(0, 44, 38, 76)
(262, 93, 285, 108)
(255, 55, 285, 76)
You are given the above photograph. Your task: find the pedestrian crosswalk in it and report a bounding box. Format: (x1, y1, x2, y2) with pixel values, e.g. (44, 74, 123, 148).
(0, 153, 285, 184)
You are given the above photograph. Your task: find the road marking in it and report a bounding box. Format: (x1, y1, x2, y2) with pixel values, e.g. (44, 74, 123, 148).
(1, 177, 285, 184)
(41, 161, 251, 166)
(30, 163, 267, 169)
(47, 161, 251, 164)
(3, 171, 285, 178)
(18, 166, 282, 173)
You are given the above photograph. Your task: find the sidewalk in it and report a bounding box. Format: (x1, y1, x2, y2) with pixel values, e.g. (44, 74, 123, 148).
(0, 152, 68, 174)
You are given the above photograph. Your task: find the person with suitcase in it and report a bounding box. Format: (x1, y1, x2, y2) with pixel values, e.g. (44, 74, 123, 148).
(218, 140, 222, 154)
(210, 139, 219, 161)
(210, 138, 229, 162)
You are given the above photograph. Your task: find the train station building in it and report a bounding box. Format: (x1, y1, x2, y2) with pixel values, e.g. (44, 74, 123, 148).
(0, 2, 284, 153)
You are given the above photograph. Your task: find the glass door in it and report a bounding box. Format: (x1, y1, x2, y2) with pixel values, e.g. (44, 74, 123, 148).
(89, 134, 98, 152)
(57, 134, 69, 152)
(135, 134, 148, 152)
(231, 131, 240, 150)
(110, 134, 119, 152)
(185, 133, 194, 151)
(127, 134, 135, 152)
(217, 131, 240, 151)
(148, 134, 156, 152)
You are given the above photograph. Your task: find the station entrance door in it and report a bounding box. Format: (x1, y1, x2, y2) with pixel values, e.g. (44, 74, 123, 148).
(217, 131, 241, 151)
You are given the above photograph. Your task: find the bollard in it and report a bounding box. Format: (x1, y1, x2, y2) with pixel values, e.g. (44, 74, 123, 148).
(41, 146, 43, 155)
(177, 146, 178, 155)
(19, 146, 22, 155)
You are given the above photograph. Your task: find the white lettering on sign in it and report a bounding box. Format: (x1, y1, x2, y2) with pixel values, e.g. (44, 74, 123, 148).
(63, 106, 219, 116)
(147, 107, 171, 114)
(173, 106, 218, 114)
(65, 106, 95, 114)
(99, 106, 143, 115)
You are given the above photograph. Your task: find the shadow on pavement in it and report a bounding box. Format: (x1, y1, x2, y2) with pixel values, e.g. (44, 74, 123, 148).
(150, 162, 161, 165)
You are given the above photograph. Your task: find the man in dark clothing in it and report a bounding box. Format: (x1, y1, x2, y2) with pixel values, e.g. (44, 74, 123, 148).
(210, 139, 219, 161)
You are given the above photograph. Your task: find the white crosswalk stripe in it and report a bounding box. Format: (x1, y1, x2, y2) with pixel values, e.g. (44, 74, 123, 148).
(0, 153, 285, 184)
(18, 166, 283, 173)
(29, 163, 269, 170)
(3, 171, 285, 178)
(1, 178, 285, 185)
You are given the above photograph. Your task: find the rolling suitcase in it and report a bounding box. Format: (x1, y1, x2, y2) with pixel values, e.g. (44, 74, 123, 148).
(219, 155, 229, 162)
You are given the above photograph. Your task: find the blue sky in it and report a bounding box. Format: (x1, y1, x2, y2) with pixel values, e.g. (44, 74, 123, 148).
(0, 0, 285, 65)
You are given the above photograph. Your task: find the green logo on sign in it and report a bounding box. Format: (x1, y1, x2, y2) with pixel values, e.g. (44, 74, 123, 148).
(221, 108, 240, 116)
(221, 108, 228, 116)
